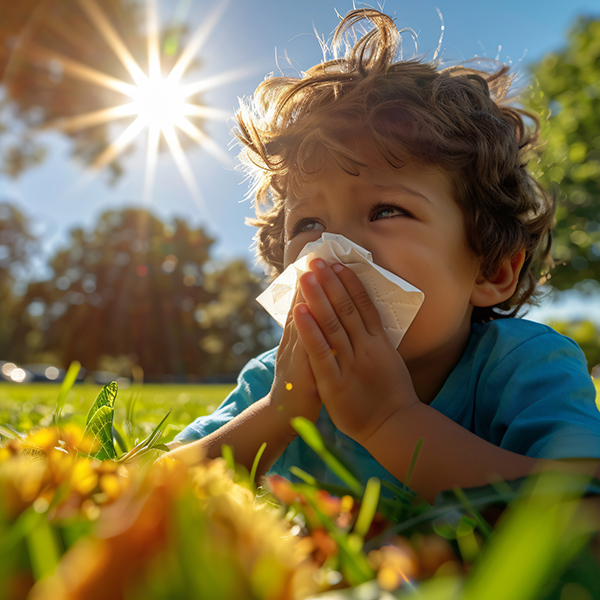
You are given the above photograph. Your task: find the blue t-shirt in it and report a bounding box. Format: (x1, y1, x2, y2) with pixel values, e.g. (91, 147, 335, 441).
(176, 319, 600, 491)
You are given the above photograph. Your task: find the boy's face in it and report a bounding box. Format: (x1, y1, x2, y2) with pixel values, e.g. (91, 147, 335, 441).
(283, 155, 483, 377)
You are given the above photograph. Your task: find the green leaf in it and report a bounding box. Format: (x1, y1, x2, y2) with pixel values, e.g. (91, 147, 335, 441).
(291, 417, 363, 496)
(84, 405, 117, 460)
(52, 361, 80, 426)
(83, 382, 118, 460)
(85, 381, 117, 427)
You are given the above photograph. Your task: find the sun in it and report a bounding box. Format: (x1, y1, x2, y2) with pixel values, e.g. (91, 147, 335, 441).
(27, 0, 246, 203)
(132, 77, 187, 129)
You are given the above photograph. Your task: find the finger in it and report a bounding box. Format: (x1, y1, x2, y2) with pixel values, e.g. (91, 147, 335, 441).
(298, 269, 352, 356)
(308, 259, 371, 347)
(278, 288, 300, 359)
(293, 303, 340, 379)
(328, 263, 384, 336)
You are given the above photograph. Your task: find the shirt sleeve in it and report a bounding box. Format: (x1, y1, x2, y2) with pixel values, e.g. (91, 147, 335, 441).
(478, 330, 600, 460)
(174, 348, 277, 444)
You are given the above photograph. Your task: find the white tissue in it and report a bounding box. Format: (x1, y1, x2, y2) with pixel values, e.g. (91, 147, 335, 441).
(256, 233, 424, 348)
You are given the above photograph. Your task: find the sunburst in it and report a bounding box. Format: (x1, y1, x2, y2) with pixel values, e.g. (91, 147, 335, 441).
(28, 0, 246, 203)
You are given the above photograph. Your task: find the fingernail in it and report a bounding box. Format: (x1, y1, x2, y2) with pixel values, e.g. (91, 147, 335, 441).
(305, 272, 316, 284)
(331, 263, 343, 273)
(315, 259, 326, 269)
(297, 304, 309, 314)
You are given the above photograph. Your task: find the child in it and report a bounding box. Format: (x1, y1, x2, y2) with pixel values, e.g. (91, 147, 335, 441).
(169, 9, 600, 503)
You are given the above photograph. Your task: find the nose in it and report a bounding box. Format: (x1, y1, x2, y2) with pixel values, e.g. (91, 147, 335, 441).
(324, 224, 372, 257)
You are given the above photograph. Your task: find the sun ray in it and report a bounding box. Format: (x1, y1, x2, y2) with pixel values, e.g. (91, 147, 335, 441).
(77, 0, 148, 86)
(179, 66, 255, 98)
(173, 116, 231, 165)
(180, 104, 231, 120)
(93, 115, 149, 169)
(144, 123, 161, 202)
(146, 0, 161, 80)
(167, 0, 229, 84)
(162, 123, 202, 204)
(26, 43, 138, 96)
(44, 104, 139, 133)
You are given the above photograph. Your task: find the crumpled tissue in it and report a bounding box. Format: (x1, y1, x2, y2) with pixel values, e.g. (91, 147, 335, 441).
(256, 233, 424, 348)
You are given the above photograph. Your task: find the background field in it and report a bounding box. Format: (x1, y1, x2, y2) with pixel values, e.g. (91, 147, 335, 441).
(2, 380, 599, 445)
(0, 382, 236, 443)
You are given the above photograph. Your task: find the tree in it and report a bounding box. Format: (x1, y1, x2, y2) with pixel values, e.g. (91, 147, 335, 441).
(10, 208, 276, 379)
(0, 202, 36, 358)
(549, 320, 600, 373)
(528, 17, 600, 293)
(0, 0, 206, 181)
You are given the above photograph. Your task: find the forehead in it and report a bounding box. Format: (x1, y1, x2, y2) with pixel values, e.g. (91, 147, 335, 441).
(283, 153, 454, 210)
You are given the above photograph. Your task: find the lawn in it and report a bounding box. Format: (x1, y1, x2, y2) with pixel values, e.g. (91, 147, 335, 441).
(1, 379, 600, 599)
(0, 382, 235, 442)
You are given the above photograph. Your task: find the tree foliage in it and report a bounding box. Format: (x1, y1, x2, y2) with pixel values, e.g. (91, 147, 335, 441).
(0, 202, 37, 355)
(7, 208, 276, 379)
(528, 16, 600, 293)
(550, 320, 600, 372)
(0, 0, 205, 181)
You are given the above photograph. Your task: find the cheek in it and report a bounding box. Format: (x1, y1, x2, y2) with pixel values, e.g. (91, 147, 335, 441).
(283, 234, 323, 268)
(283, 239, 302, 269)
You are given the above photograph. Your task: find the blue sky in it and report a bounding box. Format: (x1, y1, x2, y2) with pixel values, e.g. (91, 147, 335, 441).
(2, 0, 600, 323)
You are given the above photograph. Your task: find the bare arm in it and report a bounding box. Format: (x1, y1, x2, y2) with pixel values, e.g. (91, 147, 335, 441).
(364, 403, 600, 503)
(169, 286, 321, 478)
(166, 394, 301, 475)
(293, 260, 600, 504)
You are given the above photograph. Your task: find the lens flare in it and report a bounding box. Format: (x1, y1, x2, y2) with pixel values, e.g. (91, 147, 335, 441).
(22, 0, 245, 203)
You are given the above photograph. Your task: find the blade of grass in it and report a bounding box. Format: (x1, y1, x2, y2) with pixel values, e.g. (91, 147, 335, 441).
(462, 472, 595, 600)
(249, 442, 267, 491)
(221, 444, 235, 472)
(124, 390, 140, 447)
(25, 514, 61, 581)
(291, 417, 363, 496)
(118, 410, 171, 463)
(305, 494, 375, 586)
(289, 466, 367, 501)
(289, 466, 318, 486)
(453, 486, 493, 539)
(112, 423, 128, 454)
(0, 424, 25, 441)
(353, 478, 381, 540)
(405, 436, 423, 486)
(52, 361, 80, 426)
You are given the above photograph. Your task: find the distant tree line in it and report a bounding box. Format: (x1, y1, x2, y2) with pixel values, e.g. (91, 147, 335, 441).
(0, 205, 277, 380)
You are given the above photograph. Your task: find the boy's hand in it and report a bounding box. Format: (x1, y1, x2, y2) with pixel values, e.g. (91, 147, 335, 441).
(270, 286, 322, 426)
(293, 259, 419, 444)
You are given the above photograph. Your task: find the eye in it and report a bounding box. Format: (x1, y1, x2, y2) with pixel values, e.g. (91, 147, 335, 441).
(371, 203, 412, 221)
(290, 218, 326, 236)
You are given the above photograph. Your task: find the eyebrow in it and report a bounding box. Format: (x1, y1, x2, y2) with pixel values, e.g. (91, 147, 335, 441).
(370, 182, 433, 205)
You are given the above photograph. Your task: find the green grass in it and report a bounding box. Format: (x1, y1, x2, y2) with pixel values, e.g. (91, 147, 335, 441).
(0, 382, 234, 443)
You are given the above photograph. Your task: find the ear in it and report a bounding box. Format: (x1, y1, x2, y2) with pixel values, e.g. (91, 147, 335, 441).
(470, 250, 526, 307)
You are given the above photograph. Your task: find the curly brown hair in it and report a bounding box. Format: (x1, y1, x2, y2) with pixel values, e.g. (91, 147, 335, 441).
(234, 9, 554, 323)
